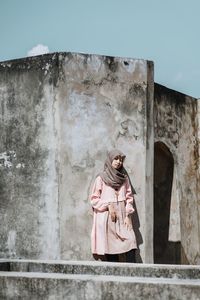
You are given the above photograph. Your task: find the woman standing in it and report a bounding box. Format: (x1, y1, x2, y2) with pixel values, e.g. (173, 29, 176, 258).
(90, 149, 137, 262)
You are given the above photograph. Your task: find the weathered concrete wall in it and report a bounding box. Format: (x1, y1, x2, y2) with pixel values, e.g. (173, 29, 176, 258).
(0, 54, 60, 259)
(197, 99, 200, 240)
(57, 53, 154, 262)
(1, 53, 199, 265)
(0, 53, 154, 262)
(154, 84, 200, 264)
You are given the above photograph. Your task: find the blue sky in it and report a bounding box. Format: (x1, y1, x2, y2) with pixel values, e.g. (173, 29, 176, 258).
(0, 0, 199, 98)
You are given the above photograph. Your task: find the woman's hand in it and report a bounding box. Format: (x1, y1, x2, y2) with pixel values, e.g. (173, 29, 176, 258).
(108, 203, 117, 222)
(124, 216, 132, 230)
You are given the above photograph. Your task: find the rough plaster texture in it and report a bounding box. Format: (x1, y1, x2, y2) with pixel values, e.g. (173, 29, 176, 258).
(1, 273, 200, 300)
(0, 53, 199, 266)
(57, 53, 154, 262)
(0, 55, 60, 260)
(0, 52, 154, 262)
(154, 84, 200, 265)
(1, 259, 200, 280)
(0, 260, 200, 300)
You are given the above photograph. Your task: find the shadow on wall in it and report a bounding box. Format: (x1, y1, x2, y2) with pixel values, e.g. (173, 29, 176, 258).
(154, 141, 181, 264)
(130, 178, 143, 263)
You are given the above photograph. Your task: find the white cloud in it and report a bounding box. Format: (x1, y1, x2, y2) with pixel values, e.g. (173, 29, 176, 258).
(27, 44, 49, 57)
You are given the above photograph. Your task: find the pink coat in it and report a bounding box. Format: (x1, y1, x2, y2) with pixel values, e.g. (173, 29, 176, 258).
(90, 176, 137, 255)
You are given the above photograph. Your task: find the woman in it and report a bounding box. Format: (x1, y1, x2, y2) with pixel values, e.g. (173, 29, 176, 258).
(90, 149, 137, 262)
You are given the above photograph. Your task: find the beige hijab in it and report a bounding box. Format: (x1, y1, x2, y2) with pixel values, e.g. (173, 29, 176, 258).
(99, 149, 127, 190)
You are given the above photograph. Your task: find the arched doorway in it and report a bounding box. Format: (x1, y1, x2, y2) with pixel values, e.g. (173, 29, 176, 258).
(154, 142, 181, 264)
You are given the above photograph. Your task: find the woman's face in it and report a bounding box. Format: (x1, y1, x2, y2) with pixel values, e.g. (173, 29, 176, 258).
(111, 155, 123, 169)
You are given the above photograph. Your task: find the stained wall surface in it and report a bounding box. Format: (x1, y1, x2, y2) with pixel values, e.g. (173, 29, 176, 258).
(154, 84, 200, 264)
(0, 54, 60, 259)
(57, 53, 154, 262)
(0, 53, 154, 262)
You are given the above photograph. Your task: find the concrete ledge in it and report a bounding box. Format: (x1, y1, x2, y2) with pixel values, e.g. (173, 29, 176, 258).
(0, 259, 200, 279)
(0, 271, 200, 300)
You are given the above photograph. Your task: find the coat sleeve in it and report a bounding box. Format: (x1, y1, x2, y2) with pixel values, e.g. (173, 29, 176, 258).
(125, 177, 135, 216)
(90, 176, 109, 212)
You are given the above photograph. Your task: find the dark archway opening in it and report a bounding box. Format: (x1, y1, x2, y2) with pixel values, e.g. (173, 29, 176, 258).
(154, 142, 181, 264)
